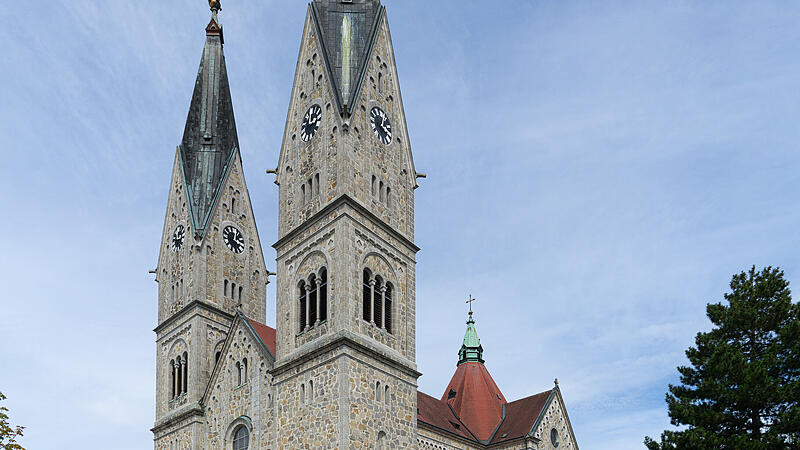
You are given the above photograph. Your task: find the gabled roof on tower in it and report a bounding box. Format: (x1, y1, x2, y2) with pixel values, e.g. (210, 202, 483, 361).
(310, 0, 383, 113)
(179, 8, 239, 237)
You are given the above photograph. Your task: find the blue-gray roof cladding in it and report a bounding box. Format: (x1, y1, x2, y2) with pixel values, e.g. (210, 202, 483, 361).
(179, 17, 239, 237)
(311, 0, 382, 113)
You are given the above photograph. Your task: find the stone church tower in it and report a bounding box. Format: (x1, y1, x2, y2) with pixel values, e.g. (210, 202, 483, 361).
(271, 0, 420, 447)
(151, 3, 268, 447)
(150, 2, 579, 449)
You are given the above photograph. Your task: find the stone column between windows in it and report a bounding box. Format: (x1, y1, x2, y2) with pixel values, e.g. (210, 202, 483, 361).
(379, 285, 387, 330)
(305, 283, 310, 330)
(369, 279, 376, 324)
(171, 361, 176, 398)
(181, 359, 187, 395)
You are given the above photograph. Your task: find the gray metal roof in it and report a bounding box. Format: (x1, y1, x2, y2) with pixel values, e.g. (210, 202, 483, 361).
(179, 16, 239, 237)
(311, 0, 383, 113)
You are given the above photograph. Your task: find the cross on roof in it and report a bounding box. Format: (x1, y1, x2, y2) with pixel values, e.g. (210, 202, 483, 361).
(466, 295, 476, 314)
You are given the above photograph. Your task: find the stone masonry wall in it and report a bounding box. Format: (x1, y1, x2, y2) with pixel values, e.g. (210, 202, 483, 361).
(204, 323, 275, 449)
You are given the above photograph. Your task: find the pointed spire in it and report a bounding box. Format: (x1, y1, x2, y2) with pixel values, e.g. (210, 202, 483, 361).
(311, 0, 383, 113)
(458, 309, 485, 366)
(179, 3, 239, 237)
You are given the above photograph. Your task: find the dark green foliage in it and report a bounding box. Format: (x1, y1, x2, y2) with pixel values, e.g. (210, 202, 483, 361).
(0, 392, 24, 450)
(645, 266, 800, 450)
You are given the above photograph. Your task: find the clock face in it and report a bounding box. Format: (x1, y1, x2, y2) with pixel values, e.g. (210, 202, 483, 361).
(222, 226, 245, 254)
(171, 225, 185, 252)
(369, 107, 392, 145)
(301, 104, 322, 142)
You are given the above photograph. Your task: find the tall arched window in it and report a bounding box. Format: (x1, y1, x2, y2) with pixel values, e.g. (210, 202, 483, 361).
(170, 359, 176, 398)
(298, 281, 307, 332)
(232, 426, 249, 450)
(319, 268, 328, 322)
(385, 283, 393, 334)
(182, 351, 188, 395)
(243, 358, 248, 384)
(298, 267, 328, 332)
(236, 361, 242, 386)
(362, 270, 394, 335)
(363, 269, 372, 322)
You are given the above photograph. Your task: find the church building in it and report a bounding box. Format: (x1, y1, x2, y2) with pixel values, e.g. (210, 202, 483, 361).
(150, 1, 579, 448)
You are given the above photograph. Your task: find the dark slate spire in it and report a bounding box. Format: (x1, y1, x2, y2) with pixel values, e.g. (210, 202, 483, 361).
(179, 5, 238, 237)
(311, 0, 383, 113)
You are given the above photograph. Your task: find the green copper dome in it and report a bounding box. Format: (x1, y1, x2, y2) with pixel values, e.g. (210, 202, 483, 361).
(458, 312, 484, 365)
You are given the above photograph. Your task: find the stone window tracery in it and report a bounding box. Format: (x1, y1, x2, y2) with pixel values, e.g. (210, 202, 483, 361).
(297, 267, 328, 333)
(362, 269, 393, 334)
(170, 351, 188, 400)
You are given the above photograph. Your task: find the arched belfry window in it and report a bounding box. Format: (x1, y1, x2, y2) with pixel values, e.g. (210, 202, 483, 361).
(362, 269, 393, 335)
(298, 281, 307, 333)
(298, 267, 328, 333)
(363, 269, 372, 322)
(232, 425, 249, 450)
(182, 352, 188, 395)
(319, 268, 328, 322)
(385, 283, 393, 334)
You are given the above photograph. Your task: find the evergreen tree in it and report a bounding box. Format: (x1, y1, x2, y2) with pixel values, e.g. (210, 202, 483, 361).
(645, 266, 800, 450)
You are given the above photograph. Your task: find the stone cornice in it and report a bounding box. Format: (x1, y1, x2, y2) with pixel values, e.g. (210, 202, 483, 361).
(273, 194, 419, 254)
(154, 299, 234, 335)
(272, 329, 420, 379)
(151, 405, 204, 434)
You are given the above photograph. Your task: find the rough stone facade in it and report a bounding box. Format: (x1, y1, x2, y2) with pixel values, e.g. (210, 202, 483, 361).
(153, 147, 268, 449)
(152, 2, 579, 449)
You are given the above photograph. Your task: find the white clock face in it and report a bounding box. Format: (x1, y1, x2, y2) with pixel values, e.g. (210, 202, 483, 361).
(301, 104, 322, 142)
(369, 107, 392, 145)
(171, 225, 185, 252)
(222, 226, 245, 254)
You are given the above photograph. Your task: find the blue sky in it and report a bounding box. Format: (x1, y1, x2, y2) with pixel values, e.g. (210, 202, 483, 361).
(2, 1, 800, 448)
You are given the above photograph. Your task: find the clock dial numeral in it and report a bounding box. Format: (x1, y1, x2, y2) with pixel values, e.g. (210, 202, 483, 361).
(223, 226, 245, 254)
(172, 225, 185, 252)
(369, 107, 392, 145)
(301, 104, 322, 142)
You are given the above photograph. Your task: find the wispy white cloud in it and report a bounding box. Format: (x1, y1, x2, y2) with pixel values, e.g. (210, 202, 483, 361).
(2, 1, 800, 449)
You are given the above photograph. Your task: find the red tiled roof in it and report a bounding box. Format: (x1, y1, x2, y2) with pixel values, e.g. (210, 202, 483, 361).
(489, 390, 551, 444)
(246, 318, 277, 357)
(416, 391, 475, 440)
(441, 362, 507, 441)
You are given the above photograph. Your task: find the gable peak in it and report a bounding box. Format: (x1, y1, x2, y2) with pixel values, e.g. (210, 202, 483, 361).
(311, 0, 384, 113)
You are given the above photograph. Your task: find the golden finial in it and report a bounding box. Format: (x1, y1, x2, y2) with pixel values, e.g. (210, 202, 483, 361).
(209, 0, 221, 12)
